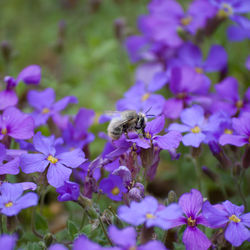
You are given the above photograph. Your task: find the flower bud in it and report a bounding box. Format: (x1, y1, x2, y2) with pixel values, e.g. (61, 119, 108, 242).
(43, 233, 54, 247)
(167, 190, 177, 204)
(202, 166, 217, 181)
(114, 18, 126, 42)
(1, 40, 12, 62)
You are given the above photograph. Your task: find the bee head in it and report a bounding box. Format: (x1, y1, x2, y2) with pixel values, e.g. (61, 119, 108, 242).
(137, 112, 147, 128)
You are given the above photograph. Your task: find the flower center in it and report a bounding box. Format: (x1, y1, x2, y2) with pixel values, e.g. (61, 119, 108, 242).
(177, 92, 187, 99)
(1, 128, 7, 135)
(42, 108, 50, 114)
(217, 3, 233, 18)
(129, 247, 137, 250)
(47, 155, 58, 164)
(236, 100, 243, 109)
(224, 128, 233, 135)
(146, 213, 156, 219)
(187, 216, 196, 227)
(180, 16, 192, 26)
(195, 67, 204, 74)
(229, 214, 241, 223)
(5, 201, 13, 208)
(141, 93, 150, 102)
(191, 126, 201, 133)
(111, 187, 120, 196)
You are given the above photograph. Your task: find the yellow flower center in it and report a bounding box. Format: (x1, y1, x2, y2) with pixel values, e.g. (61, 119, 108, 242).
(229, 214, 241, 223)
(187, 216, 196, 227)
(129, 247, 137, 250)
(111, 187, 120, 196)
(141, 93, 150, 102)
(217, 3, 233, 18)
(236, 100, 243, 109)
(224, 128, 233, 135)
(177, 92, 187, 99)
(195, 67, 204, 74)
(5, 201, 13, 208)
(146, 213, 156, 219)
(180, 16, 192, 26)
(42, 108, 50, 114)
(1, 128, 7, 135)
(191, 126, 201, 133)
(47, 155, 58, 164)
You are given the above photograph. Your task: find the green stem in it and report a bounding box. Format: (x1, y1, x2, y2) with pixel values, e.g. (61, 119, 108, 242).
(0, 215, 3, 234)
(236, 171, 247, 210)
(31, 207, 43, 239)
(98, 217, 113, 246)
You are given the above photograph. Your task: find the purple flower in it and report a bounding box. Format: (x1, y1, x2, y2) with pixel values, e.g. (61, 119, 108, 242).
(169, 42, 227, 74)
(163, 67, 210, 119)
(61, 108, 95, 151)
(118, 196, 182, 230)
(0, 107, 34, 140)
(0, 65, 41, 110)
(56, 181, 80, 202)
(0, 183, 38, 216)
(0, 234, 17, 250)
(168, 105, 207, 147)
(246, 55, 250, 70)
(227, 25, 250, 41)
(99, 175, 127, 201)
(209, 0, 250, 29)
(20, 132, 86, 187)
(210, 77, 250, 116)
(169, 189, 211, 250)
(203, 200, 250, 247)
(48, 244, 68, 250)
(219, 112, 250, 147)
(0, 143, 20, 175)
(108, 225, 167, 250)
(73, 235, 103, 250)
(116, 81, 165, 116)
(27, 88, 77, 127)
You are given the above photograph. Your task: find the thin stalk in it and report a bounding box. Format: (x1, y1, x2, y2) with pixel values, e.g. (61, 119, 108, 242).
(98, 217, 113, 246)
(31, 207, 43, 239)
(0, 215, 3, 234)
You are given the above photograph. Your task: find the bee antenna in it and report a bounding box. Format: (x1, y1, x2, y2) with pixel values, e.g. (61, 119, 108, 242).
(146, 114, 155, 117)
(144, 106, 152, 115)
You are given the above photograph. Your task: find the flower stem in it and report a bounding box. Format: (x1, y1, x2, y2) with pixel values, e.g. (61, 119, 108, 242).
(31, 207, 43, 239)
(98, 217, 113, 246)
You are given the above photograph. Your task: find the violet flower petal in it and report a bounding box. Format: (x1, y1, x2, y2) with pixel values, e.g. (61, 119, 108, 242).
(154, 131, 182, 150)
(182, 132, 206, 148)
(52, 96, 78, 112)
(183, 226, 211, 250)
(219, 134, 248, 147)
(145, 115, 165, 135)
(180, 105, 204, 127)
(16, 65, 41, 85)
(0, 90, 18, 110)
(16, 192, 38, 210)
(168, 123, 190, 133)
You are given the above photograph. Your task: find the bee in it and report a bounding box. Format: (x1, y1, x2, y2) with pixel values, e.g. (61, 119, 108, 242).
(107, 110, 148, 140)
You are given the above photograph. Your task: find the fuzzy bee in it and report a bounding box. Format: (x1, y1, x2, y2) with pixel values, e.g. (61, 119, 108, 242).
(107, 110, 148, 140)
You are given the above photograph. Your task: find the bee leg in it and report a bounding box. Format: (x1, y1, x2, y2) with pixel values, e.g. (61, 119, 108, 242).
(142, 127, 146, 138)
(122, 124, 129, 139)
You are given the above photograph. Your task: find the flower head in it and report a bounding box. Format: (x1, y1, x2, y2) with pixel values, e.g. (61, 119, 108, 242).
(203, 200, 250, 247)
(0, 183, 38, 216)
(118, 196, 182, 230)
(20, 132, 86, 187)
(56, 181, 80, 202)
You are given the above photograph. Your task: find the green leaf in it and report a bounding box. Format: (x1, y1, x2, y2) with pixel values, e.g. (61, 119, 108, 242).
(67, 220, 78, 239)
(35, 212, 48, 233)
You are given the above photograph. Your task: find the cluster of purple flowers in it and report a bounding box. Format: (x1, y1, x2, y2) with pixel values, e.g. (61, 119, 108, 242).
(0, 0, 250, 249)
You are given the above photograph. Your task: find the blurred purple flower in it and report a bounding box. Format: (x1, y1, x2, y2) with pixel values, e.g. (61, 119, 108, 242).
(56, 181, 80, 202)
(108, 225, 167, 250)
(246, 56, 250, 70)
(118, 196, 182, 230)
(0, 65, 41, 110)
(169, 189, 211, 250)
(0, 107, 34, 140)
(0, 183, 38, 216)
(169, 42, 227, 73)
(210, 77, 250, 116)
(163, 67, 211, 119)
(49, 244, 68, 250)
(203, 200, 250, 247)
(168, 105, 207, 147)
(0, 234, 17, 250)
(27, 88, 77, 128)
(0, 143, 20, 175)
(227, 25, 250, 41)
(99, 175, 127, 201)
(20, 132, 86, 187)
(73, 235, 103, 250)
(61, 108, 95, 151)
(209, 0, 250, 29)
(116, 81, 165, 116)
(219, 112, 250, 146)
